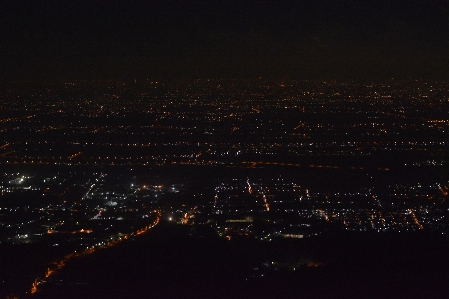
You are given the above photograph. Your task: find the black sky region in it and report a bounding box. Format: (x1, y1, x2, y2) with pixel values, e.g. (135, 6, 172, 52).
(1, 0, 449, 80)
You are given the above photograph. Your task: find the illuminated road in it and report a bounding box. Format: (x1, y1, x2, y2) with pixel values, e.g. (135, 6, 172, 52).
(247, 177, 270, 212)
(408, 209, 424, 230)
(28, 210, 161, 296)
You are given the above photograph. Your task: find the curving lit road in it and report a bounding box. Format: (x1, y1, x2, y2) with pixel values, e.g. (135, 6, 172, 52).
(28, 210, 161, 296)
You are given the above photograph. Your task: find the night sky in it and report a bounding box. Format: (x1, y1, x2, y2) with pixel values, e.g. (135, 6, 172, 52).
(1, 0, 449, 80)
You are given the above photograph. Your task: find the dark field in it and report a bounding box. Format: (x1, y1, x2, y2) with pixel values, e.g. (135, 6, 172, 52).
(10, 222, 446, 299)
